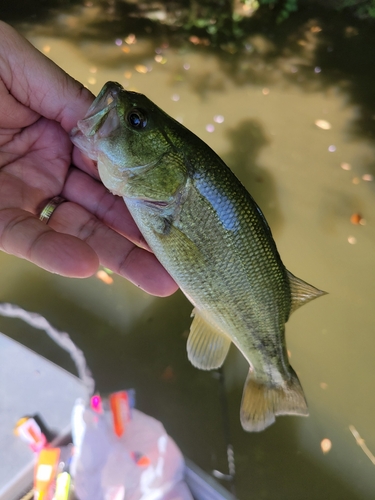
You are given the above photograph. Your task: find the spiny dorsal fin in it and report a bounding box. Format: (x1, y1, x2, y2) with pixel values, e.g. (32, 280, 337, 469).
(287, 270, 327, 315)
(187, 308, 231, 370)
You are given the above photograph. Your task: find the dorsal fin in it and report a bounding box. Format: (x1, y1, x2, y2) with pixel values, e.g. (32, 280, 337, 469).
(287, 270, 327, 315)
(187, 308, 231, 370)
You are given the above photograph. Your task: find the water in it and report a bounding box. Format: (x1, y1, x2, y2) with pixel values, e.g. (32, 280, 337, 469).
(1, 3, 375, 499)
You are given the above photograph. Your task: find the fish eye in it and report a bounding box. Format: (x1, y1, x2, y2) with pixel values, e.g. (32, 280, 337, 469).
(127, 108, 147, 129)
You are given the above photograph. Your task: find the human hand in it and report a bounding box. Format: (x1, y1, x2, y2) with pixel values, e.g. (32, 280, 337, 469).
(0, 21, 177, 296)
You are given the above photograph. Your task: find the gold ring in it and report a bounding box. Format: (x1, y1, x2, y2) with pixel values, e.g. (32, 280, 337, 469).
(39, 196, 67, 224)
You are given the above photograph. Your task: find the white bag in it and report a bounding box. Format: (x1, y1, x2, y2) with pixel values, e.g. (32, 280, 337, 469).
(71, 400, 193, 500)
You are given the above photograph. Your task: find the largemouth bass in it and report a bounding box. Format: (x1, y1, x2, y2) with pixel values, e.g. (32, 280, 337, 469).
(71, 82, 325, 432)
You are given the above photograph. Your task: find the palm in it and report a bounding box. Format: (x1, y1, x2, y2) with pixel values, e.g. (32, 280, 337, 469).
(0, 22, 177, 296)
(0, 117, 70, 210)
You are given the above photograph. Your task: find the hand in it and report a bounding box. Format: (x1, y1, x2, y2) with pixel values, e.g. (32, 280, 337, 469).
(0, 21, 177, 296)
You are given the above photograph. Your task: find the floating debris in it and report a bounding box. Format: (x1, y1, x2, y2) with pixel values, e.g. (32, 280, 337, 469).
(189, 35, 200, 45)
(115, 38, 122, 46)
(348, 236, 357, 245)
(362, 174, 373, 181)
(320, 382, 328, 390)
(350, 213, 365, 225)
(341, 162, 351, 171)
(206, 124, 215, 133)
(314, 66, 322, 74)
(171, 94, 180, 102)
(124, 71, 132, 79)
(96, 270, 113, 285)
(154, 54, 167, 64)
(189, 35, 210, 46)
(349, 425, 375, 465)
(42, 45, 51, 54)
(89, 66, 97, 74)
(310, 25, 322, 33)
(213, 115, 224, 124)
(125, 34, 136, 45)
(328, 145, 336, 152)
(321, 438, 332, 454)
(352, 177, 360, 185)
(135, 65, 149, 74)
(87, 77, 96, 85)
(183, 63, 190, 70)
(262, 88, 270, 95)
(122, 46, 130, 54)
(315, 119, 331, 130)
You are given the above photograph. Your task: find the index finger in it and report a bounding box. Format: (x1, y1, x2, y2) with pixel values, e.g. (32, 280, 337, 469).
(0, 21, 94, 132)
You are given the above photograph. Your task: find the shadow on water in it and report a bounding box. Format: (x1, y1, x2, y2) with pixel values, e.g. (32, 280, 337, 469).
(222, 118, 283, 234)
(0, 269, 366, 499)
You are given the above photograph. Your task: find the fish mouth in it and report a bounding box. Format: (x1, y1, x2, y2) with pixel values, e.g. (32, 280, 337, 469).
(70, 82, 123, 160)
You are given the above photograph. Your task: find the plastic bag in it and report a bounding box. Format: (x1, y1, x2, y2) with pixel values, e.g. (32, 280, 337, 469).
(71, 399, 193, 500)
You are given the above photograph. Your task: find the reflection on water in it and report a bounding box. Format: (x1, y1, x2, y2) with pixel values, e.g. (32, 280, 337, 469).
(2, 3, 375, 499)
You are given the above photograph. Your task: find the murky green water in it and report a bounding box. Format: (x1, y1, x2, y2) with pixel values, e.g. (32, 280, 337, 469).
(2, 3, 375, 499)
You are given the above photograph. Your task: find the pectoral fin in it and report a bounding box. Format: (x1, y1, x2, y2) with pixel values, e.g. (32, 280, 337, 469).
(187, 308, 231, 370)
(287, 270, 327, 315)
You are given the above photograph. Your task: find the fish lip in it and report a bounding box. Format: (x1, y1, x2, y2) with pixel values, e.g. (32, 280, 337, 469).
(76, 82, 122, 137)
(71, 82, 123, 142)
(70, 82, 123, 160)
(86, 83, 122, 120)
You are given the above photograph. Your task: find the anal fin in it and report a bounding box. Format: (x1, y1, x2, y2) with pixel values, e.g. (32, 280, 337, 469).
(187, 308, 231, 370)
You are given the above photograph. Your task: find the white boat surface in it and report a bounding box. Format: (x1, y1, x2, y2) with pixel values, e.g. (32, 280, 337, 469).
(0, 333, 236, 500)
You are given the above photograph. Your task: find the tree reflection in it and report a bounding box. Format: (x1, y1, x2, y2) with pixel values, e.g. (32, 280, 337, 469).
(4, 0, 375, 146)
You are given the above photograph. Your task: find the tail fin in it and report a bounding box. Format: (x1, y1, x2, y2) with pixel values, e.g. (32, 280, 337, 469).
(240, 367, 308, 432)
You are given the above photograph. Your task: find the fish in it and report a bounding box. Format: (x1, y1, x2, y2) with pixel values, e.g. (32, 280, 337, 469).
(71, 82, 326, 432)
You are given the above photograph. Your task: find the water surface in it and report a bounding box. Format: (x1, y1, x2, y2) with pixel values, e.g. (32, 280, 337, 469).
(1, 4, 375, 499)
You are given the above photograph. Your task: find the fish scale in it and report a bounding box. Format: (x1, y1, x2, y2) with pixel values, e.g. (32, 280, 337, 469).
(71, 81, 326, 432)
